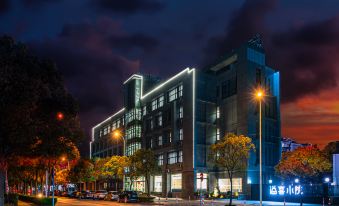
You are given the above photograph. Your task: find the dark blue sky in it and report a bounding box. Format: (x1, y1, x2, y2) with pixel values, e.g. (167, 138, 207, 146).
(1, 0, 339, 153)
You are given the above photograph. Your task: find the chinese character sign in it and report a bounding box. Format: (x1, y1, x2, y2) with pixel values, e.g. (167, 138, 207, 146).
(269, 185, 303, 196)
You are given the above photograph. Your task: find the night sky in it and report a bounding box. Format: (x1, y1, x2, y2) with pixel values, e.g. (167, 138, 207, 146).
(1, 0, 339, 155)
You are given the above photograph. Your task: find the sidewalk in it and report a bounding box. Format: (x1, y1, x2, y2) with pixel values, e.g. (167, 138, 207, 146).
(18, 201, 35, 206)
(152, 197, 321, 206)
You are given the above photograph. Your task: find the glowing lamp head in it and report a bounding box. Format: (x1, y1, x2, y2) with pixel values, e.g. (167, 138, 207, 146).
(56, 112, 64, 121)
(113, 130, 120, 138)
(325, 177, 330, 183)
(269, 179, 273, 184)
(295, 178, 299, 184)
(37, 193, 43, 198)
(61, 157, 66, 161)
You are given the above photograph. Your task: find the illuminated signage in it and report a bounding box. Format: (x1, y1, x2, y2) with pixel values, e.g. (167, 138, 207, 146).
(269, 185, 303, 196)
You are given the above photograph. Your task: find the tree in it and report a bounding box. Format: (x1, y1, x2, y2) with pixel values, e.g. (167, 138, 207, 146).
(125, 158, 139, 191)
(275, 146, 331, 183)
(0, 36, 83, 203)
(131, 149, 160, 196)
(209, 133, 255, 206)
(323, 141, 339, 163)
(69, 159, 94, 191)
(103, 156, 129, 191)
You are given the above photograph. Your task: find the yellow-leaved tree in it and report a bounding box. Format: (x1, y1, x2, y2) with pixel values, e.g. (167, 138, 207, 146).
(210, 133, 255, 206)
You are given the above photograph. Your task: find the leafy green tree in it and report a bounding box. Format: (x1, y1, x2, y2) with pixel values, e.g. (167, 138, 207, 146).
(125, 158, 139, 191)
(0, 36, 83, 203)
(275, 146, 331, 183)
(69, 159, 94, 191)
(210, 133, 255, 206)
(131, 149, 160, 196)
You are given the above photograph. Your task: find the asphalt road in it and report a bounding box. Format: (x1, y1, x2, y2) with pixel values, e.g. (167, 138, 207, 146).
(54, 197, 321, 206)
(56, 197, 144, 206)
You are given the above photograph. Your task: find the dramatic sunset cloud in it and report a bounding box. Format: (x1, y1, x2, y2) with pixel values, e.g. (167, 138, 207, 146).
(282, 86, 339, 147)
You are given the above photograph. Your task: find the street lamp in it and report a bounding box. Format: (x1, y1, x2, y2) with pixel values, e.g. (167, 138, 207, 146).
(295, 178, 299, 184)
(254, 88, 264, 206)
(112, 130, 126, 191)
(112, 130, 126, 156)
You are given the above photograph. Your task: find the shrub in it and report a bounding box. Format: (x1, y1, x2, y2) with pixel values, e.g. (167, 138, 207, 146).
(5, 193, 18, 206)
(18, 195, 57, 206)
(138, 196, 155, 202)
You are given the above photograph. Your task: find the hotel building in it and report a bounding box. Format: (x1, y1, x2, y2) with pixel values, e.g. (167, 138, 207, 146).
(90, 37, 281, 198)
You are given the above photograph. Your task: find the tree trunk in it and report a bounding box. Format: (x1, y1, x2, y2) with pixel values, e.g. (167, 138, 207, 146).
(229, 175, 233, 206)
(145, 175, 150, 196)
(0, 169, 5, 206)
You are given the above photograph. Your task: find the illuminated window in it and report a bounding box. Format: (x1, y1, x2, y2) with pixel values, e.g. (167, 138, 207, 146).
(168, 151, 177, 164)
(178, 150, 183, 162)
(169, 88, 177, 102)
(218, 178, 242, 193)
(216, 107, 220, 119)
(143, 106, 147, 116)
(171, 174, 182, 190)
(178, 85, 183, 97)
(152, 95, 164, 111)
(196, 173, 208, 190)
(158, 95, 164, 107)
(158, 115, 162, 126)
(154, 176, 162, 192)
(168, 151, 182, 164)
(179, 129, 183, 140)
(158, 136, 163, 146)
(158, 154, 163, 166)
(152, 99, 157, 111)
(169, 132, 172, 143)
(179, 106, 183, 118)
(126, 142, 141, 156)
(216, 128, 220, 141)
(150, 138, 153, 148)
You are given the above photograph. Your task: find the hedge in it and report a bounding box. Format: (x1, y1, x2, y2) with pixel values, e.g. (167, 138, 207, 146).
(138, 196, 155, 202)
(18, 195, 57, 206)
(5, 193, 18, 206)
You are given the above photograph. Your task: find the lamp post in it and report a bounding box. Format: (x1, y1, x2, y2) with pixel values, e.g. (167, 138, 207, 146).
(324, 177, 330, 205)
(113, 130, 126, 156)
(255, 89, 264, 206)
(112, 130, 126, 190)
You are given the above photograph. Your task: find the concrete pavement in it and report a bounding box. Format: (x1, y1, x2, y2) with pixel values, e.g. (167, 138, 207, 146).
(54, 197, 322, 206)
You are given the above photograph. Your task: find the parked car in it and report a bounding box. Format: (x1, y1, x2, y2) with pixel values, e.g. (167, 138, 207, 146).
(60, 191, 68, 197)
(93, 190, 108, 200)
(105, 191, 119, 201)
(79, 191, 93, 199)
(69, 191, 80, 198)
(118, 191, 138, 203)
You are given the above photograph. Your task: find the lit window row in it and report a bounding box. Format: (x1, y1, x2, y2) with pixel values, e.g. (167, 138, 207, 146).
(126, 142, 141, 156)
(99, 118, 124, 138)
(152, 95, 164, 111)
(169, 84, 183, 102)
(125, 125, 141, 140)
(125, 108, 141, 124)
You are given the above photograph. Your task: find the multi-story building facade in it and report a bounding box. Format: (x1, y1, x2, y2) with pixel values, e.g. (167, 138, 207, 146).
(90, 36, 281, 199)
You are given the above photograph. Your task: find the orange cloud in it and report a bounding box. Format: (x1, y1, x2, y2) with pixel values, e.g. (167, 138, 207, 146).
(282, 86, 339, 148)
